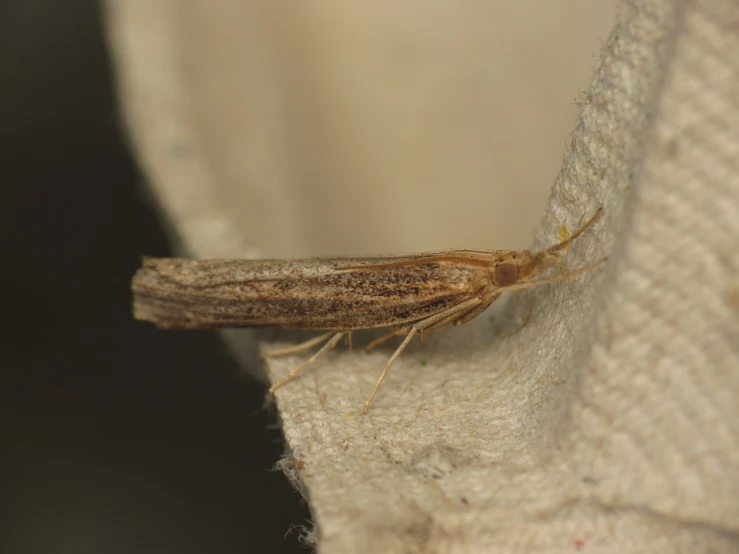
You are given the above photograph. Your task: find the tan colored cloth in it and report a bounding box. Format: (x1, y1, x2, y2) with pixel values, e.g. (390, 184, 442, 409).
(107, 0, 739, 551)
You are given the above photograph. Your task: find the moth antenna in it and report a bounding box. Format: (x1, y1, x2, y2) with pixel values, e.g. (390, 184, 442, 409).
(544, 207, 603, 254)
(493, 258, 607, 295)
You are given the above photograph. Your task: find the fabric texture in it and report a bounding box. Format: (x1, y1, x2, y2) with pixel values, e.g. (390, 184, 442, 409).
(108, 0, 739, 551)
(269, 3, 739, 551)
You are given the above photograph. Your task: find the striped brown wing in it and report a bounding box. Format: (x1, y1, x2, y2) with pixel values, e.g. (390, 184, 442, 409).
(132, 255, 489, 330)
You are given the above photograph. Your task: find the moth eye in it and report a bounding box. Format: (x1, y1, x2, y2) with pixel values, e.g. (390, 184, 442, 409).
(495, 263, 519, 286)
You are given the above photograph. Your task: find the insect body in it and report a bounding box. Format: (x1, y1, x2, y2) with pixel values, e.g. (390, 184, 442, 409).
(132, 208, 603, 413)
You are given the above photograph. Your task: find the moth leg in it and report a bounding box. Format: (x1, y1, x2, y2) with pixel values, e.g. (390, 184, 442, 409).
(262, 331, 336, 359)
(367, 294, 495, 354)
(420, 296, 497, 334)
(365, 327, 410, 353)
(452, 294, 500, 327)
(268, 331, 346, 395)
(365, 295, 491, 354)
(362, 297, 482, 414)
(416, 309, 471, 336)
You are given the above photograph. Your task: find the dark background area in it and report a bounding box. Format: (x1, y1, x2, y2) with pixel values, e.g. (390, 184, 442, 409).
(1, 2, 310, 553)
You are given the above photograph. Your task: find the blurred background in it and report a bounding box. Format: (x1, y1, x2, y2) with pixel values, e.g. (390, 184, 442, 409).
(1, 1, 614, 552)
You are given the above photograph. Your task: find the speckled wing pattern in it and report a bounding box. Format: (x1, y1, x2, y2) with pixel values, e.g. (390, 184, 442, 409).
(132, 253, 496, 330)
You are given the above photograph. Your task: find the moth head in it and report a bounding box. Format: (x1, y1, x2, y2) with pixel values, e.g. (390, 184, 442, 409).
(492, 250, 562, 288)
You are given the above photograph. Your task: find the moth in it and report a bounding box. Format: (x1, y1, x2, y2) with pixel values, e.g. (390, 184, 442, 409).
(132, 208, 604, 413)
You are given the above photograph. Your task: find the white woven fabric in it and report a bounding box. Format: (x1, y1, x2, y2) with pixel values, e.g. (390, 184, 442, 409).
(268, 2, 739, 551)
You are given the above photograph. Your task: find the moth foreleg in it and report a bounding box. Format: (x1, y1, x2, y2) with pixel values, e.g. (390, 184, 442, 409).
(268, 331, 347, 395)
(361, 297, 482, 414)
(426, 295, 497, 331)
(366, 296, 493, 356)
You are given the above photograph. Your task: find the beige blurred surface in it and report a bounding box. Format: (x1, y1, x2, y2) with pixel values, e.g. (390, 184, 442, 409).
(107, 0, 615, 259)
